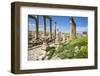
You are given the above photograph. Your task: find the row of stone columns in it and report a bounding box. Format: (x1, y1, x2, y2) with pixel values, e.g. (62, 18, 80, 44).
(32, 16, 53, 39)
(30, 15, 52, 39)
(31, 15, 76, 40)
(43, 16, 52, 39)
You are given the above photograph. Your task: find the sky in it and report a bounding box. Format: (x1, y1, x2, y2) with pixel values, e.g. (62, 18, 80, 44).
(28, 15, 88, 33)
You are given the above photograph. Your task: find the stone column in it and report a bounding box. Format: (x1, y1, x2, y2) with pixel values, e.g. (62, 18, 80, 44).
(41, 36, 49, 50)
(54, 22, 56, 39)
(43, 16, 46, 36)
(70, 17, 72, 39)
(50, 17, 52, 39)
(66, 35, 70, 41)
(55, 29, 60, 48)
(62, 34, 66, 42)
(70, 17, 76, 39)
(35, 16, 39, 39)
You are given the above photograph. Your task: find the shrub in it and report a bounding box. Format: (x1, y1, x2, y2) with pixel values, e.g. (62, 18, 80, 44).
(52, 36, 88, 59)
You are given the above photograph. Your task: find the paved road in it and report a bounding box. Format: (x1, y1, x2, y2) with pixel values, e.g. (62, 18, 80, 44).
(28, 45, 47, 61)
(28, 41, 61, 61)
(28, 42, 56, 60)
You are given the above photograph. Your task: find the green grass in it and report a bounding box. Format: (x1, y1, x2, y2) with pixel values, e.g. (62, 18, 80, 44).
(46, 47, 56, 60)
(49, 36, 88, 59)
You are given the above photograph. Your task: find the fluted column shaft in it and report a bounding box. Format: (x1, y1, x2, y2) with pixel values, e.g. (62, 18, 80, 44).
(35, 16, 39, 39)
(43, 16, 46, 36)
(50, 18, 52, 38)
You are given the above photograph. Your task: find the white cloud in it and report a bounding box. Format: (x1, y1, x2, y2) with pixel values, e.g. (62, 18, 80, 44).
(76, 26, 88, 32)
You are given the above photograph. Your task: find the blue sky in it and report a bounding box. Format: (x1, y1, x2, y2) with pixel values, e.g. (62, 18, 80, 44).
(28, 15, 88, 33)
